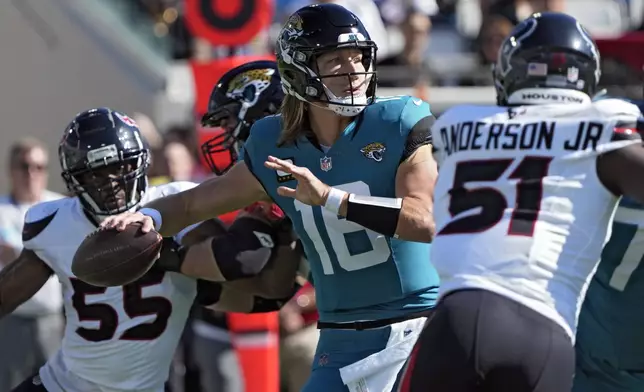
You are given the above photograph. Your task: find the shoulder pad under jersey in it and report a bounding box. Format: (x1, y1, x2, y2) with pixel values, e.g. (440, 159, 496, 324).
(593, 98, 642, 118)
(22, 198, 72, 248)
(143, 181, 199, 203)
(369, 95, 412, 117)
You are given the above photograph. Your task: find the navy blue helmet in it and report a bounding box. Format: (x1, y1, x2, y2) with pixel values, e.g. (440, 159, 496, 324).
(201, 60, 283, 175)
(60, 107, 149, 217)
(493, 12, 601, 105)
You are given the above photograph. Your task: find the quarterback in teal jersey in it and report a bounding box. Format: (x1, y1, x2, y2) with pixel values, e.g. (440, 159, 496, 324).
(574, 101, 644, 392)
(99, 4, 439, 391)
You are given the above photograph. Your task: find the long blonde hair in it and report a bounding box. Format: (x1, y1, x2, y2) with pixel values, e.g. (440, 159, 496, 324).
(278, 94, 308, 145)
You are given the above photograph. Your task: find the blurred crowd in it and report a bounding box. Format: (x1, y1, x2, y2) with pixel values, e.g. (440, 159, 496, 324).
(2, 0, 644, 391)
(124, 0, 644, 89)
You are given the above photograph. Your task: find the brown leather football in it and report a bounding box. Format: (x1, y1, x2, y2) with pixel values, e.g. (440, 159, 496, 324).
(72, 222, 163, 287)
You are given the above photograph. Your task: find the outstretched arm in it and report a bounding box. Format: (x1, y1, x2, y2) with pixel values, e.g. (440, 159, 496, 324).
(0, 249, 53, 318)
(102, 161, 270, 237)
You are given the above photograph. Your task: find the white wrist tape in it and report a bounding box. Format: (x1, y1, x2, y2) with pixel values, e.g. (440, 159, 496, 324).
(324, 188, 348, 215)
(139, 208, 163, 231)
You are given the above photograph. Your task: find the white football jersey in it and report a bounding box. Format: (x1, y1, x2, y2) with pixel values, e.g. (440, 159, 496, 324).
(24, 182, 199, 392)
(431, 98, 642, 341)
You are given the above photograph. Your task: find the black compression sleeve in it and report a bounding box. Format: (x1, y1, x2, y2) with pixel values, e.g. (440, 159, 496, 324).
(155, 237, 187, 273)
(345, 194, 402, 237)
(195, 279, 224, 306)
(250, 283, 302, 313)
(400, 115, 434, 163)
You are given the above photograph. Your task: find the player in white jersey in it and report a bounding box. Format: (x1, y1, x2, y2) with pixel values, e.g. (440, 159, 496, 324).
(400, 12, 644, 392)
(0, 108, 303, 392)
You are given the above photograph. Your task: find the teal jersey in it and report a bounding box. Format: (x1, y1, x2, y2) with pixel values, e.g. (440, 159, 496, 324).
(577, 197, 644, 370)
(241, 95, 439, 322)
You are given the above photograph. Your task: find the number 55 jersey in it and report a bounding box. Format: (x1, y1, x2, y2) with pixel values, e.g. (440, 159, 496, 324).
(23, 182, 199, 392)
(430, 98, 642, 340)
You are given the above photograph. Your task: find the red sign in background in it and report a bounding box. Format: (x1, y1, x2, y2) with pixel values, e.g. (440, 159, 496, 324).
(596, 32, 644, 72)
(184, 0, 273, 46)
(184, 0, 275, 177)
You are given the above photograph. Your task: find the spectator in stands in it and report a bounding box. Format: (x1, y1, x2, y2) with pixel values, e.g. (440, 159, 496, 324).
(317, 0, 392, 60)
(0, 138, 64, 390)
(478, 14, 515, 65)
(165, 125, 200, 162)
(163, 140, 197, 182)
(154, 125, 208, 185)
(375, 0, 436, 88)
(482, 0, 565, 22)
(466, 13, 516, 86)
(132, 113, 171, 186)
(134, 112, 164, 151)
(400, 0, 434, 68)
(315, 0, 436, 68)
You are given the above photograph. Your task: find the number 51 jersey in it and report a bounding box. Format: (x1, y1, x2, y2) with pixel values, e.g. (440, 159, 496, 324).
(23, 182, 198, 392)
(430, 98, 642, 340)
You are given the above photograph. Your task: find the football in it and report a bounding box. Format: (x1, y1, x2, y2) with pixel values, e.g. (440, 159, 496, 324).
(72, 222, 163, 287)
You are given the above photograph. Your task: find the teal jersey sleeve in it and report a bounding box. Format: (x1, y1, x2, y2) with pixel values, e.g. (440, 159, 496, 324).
(239, 131, 254, 170)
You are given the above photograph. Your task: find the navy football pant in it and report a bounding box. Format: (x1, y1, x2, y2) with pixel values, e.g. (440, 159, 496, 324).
(399, 289, 574, 392)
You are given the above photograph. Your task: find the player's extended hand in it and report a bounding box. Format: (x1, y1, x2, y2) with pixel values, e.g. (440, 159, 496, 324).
(264, 156, 331, 206)
(100, 211, 155, 233)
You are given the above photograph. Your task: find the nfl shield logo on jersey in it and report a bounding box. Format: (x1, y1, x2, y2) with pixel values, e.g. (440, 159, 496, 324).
(320, 156, 332, 171)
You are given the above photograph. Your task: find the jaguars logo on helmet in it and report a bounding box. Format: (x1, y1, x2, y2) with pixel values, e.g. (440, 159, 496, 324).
(226, 68, 276, 106)
(283, 14, 304, 40)
(200, 61, 283, 176)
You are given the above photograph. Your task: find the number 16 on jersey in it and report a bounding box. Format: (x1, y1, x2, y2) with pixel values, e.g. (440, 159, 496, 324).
(294, 181, 392, 275)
